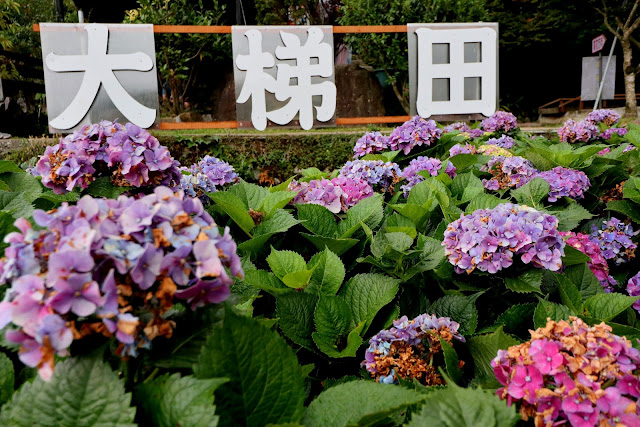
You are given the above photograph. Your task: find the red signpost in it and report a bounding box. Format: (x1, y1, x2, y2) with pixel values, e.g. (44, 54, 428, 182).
(592, 34, 606, 54)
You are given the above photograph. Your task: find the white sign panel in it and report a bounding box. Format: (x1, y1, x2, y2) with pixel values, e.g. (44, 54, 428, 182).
(581, 56, 616, 101)
(40, 23, 159, 133)
(232, 26, 336, 130)
(592, 34, 606, 54)
(408, 23, 498, 118)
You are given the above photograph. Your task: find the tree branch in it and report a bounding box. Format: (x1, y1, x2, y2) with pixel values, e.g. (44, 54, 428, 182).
(598, 7, 623, 39)
(625, 0, 640, 29)
(630, 34, 640, 50)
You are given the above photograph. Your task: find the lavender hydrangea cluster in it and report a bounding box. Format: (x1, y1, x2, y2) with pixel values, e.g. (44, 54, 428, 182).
(560, 232, 616, 291)
(492, 317, 640, 426)
(179, 155, 239, 198)
(339, 160, 401, 192)
(0, 187, 243, 380)
(388, 116, 442, 155)
(589, 217, 638, 265)
(443, 122, 471, 133)
(480, 111, 518, 133)
(400, 157, 456, 197)
(442, 204, 565, 274)
(353, 131, 390, 158)
(468, 128, 486, 138)
(363, 313, 465, 385)
(481, 156, 538, 191)
(600, 128, 628, 140)
(627, 272, 640, 313)
(486, 134, 515, 149)
(449, 143, 476, 157)
(33, 121, 181, 194)
(289, 177, 373, 214)
(586, 109, 621, 126)
(557, 119, 599, 143)
(535, 167, 590, 202)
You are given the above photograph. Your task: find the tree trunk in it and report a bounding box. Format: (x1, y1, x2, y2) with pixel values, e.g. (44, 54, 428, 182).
(621, 38, 638, 118)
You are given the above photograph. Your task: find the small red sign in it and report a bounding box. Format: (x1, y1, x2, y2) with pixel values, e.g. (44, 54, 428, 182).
(592, 34, 607, 54)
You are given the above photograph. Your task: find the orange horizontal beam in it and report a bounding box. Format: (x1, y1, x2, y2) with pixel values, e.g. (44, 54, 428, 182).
(336, 116, 410, 125)
(159, 121, 237, 130)
(34, 24, 407, 34)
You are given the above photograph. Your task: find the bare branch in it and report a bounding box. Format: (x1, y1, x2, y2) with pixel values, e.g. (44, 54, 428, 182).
(599, 8, 623, 39)
(625, 0, 640, 29)
(630, 34, 640, 49)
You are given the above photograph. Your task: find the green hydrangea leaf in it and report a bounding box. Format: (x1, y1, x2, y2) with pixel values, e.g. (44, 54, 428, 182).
(584, 293, 640, 322)
(338, 273, 399, 334)
(306, 248, 345, 296)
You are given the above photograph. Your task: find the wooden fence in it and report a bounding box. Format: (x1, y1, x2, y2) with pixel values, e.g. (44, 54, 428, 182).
(33, 24, 411, 130)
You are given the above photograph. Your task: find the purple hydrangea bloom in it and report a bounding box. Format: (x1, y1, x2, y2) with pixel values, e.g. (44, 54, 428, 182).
(443, 122, 471, 133)
(589, 217, 637, 265)
(557, 119, 599, 143)
(388, 116, 442, 155)
(442, 203, 565, 274)
(363, 313, 465, 384)
(627, 272, 640, 313)
(586, 109, 621, 126)
(480, 111, 517, 133)
(534, 167, 591, 202)
(486, 134, 515, 149)
(179, 155, 239, 197)
(0, 187, 243, 380)
(400, 156, 456, 197)
(600, 128, 628, 140)
(449, 143, 476, 157)
(468, 128, 486, 138)
(481, 156, 538, 190)
(353, 131, 390, 158)
(32, 121, 181, 194)
(560, 232, 616, 291)
(339, 160, 401, 192)
(289, 176, 373, 213)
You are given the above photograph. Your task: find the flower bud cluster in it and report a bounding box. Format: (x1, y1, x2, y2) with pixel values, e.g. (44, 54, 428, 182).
(362, 313, 465, 385)
(481, 156, 538, 191)
(559, 232, 616, 291)
(492, 317, 640, 426)
(353, 131, 390, 158)
(388, 116, 442, 155)
(289, 177, 373, 214)
(179, 156, 238, 198)
(33, 121, 181, 194)
(535, 167, 591, 202)
(477, 144, 513, 157)
(0, 188, 243, 380)
(442, 203, 565, 274)
(480, 111, 518, 133)
(589, 218, 637, 265)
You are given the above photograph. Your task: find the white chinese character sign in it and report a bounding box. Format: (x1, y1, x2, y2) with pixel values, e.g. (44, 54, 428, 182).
(232, 26, 337, 130)
(408, 23, 498, 118)
(40, 23, 159, 133)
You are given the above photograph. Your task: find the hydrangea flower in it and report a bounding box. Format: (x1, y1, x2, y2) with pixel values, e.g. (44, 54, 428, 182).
(388, 116, 442, 155)
(289, 177, 373, 214)
(557, 119, 599, 143)
(362, 313, 465, 385)
(589, 218, 637, 265)
(559, 232, 616, 291)
(443, 122, 471, 133)
(480, 111, 518, 133)
(492, 317, 640, 426)
(481, 156, 538, 190)
(485, 134, 514, 149)
(627, 272, 640, 312)
(535, 167, 590, 202)
(353, 131, 390, 158)
(33, 121, 181, 194)
(449, 143, 476, 157)
(400, 157, 456, 197)
(585, 109, 621, 126)
(477, 144, 513, 157)
(0, 188, 243, 380)
(442, 203, 565, 274)
(600, 128, 628, 140)
(339, 160, 401, 192)
(468, 128, 486, 138)
(179, 156, 238, 198)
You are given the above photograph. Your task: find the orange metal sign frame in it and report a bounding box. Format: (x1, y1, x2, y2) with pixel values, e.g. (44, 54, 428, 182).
(33, 24, 411, 129)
